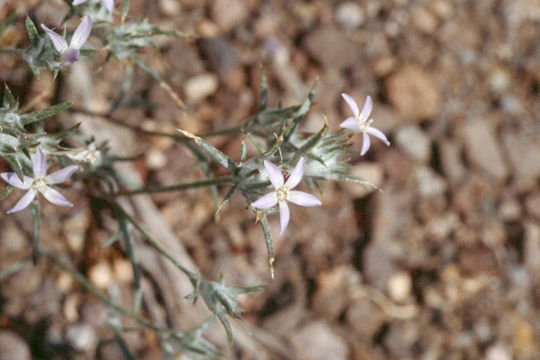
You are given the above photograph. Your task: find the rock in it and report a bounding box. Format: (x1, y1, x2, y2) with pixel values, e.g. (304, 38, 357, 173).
(88, 263, 114, 289)
(502, 131, 540, 189)
(0, 331, 31, 360)
(395, 125, 431, 162)
(415, 166, 447, 197)
(312, 265, 359, 319)
(426, 212, 459, 241)
(211, 0, 249, 33)
(524, 222, 540, 275)
(304, 25, 361, 69)
(183, 73, 219, 103)
(498, 197, 522, 221)
(346, 299, 386, 339)
(387, 271, 412, 303)
(461, 119, 508, 180)
(341, 163, 384, 197)
(439, 139, 466, 183)
(64, 210, 90, 252)
(384, 322, 418, 358)
(363, 241, 398, 290)
(66, 323, 98, 352)
(198, 38, 240, 82)
(486, 343, 511, 360)
(412, 7, 438, 34)
(290, 321, 349, 360)
(335, 2, 365, 29)
(385, 64, 442, 122)
(525, 192, 540, 220)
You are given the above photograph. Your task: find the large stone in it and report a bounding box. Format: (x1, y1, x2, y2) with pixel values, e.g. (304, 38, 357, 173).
(395, 125, 431, 162)
(0, 331, 31, 360)
(346, 299, 386, 339)
(385, 64, 442, 122)
(211, 0, 249, 33)
(304, 25, 361, 69)
(461, 119, 508, 180)
(290, 321, 349, 360)
(502, 131, 540, 189)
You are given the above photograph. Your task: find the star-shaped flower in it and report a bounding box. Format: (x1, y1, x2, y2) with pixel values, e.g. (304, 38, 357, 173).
(73, 0, 114, 13)
(251, 157, 321, 235)
(340, 93, 390, 155)
(1, 148, 78, 214)
(41, 15, 92, 65)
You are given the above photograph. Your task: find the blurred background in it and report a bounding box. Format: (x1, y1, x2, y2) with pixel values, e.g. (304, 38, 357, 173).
(1, 0, 540, 359)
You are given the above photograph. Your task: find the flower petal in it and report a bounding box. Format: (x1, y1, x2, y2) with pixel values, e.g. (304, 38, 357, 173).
(263, 160, 284, 188)
(279, 201, 290, 235)
(359, 95, 373, 122)
(251, 192, 277, 209)
(340, 117, 360, 131)
(7, 189, 37, 214)
(45, 165, 78, 184)
(73, 0, 89, 5)
(62, 49, 81, 65)
(341, 93, 359, 118)
(366, 127, 390, 146)
(103, 0, 114, 12)
(1, 172, 33, 190)
(33, 147, 47, 178)
(289, 191, 321, 207)
(285, 157, 305, 189)
(40, 186, 72, 207)
(40, 25, 68, 53)
(70, 15, 92, 50)
(360, 131, 371, 156)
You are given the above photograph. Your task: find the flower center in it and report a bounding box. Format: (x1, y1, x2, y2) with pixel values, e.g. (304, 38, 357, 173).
(276, 186, 290, 202)
(356, 116, 373, 131)
(33, 177, 47, 191)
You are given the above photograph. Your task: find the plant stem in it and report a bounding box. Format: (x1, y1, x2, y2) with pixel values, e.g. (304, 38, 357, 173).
(112, 176, 233, 197)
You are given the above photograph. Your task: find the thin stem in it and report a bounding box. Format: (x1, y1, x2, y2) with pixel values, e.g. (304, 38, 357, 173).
(43, 250, 162, 332)
(0, 47, 22, 55)
(112, 176, 233, 197)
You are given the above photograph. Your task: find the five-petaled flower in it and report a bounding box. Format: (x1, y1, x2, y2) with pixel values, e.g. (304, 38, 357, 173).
(340, 93, 390, 156)
(1, 148, 78, 214)
(251, 157, 321, 235)
(73, 0, 114, 13)
(41, 15, 92, 65)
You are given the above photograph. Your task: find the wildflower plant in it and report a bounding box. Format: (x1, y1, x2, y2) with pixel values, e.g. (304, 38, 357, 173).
(0, 1, 390, 357)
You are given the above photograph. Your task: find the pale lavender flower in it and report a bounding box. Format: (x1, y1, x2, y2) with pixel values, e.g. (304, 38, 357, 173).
(251, 158, 321, 235)
(41, 15, 92, 65)
(1, 148, 78, 214)
(340, 93, 390, 155)
(73, 0, 114, 13)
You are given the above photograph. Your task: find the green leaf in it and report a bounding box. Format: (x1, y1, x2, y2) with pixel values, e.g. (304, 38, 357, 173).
(177, 129, 238, 173)
(20, 102, 72, 126)
(217, 312, 234, 346)
(116, 210, 140, 292)
(4, 154, 24, 180)
(122, 0, 130, 20)
(79, 48, 97, 56)
(101, 229, 121, 248)
(25, 16, 39, 44)
(0, 185, 13, 200)
(0, 11, 17, 37)
(2, 84, 17, 108)
(283, 81, 317, 142)
(296, 117, 328, 156)
(258, 214, 275, 279)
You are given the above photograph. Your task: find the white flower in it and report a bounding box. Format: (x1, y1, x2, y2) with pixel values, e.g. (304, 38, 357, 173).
(41, 15, 92, 65)
(340, 93, 390, 155)
(73, 0, 114, 13)
(1, 148, 78, 214)
(251, 157, 321, 235)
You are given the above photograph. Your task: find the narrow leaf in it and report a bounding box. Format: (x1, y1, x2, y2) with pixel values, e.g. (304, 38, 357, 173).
(259, 214, 275, 279)
(20, 102, 72, 125)
(25, 16, 39, 44)
(283, 81, 317, 142)
(0, 11, 17, 37)
(258, 65, 268, 112)
(177, 129, 238, 173)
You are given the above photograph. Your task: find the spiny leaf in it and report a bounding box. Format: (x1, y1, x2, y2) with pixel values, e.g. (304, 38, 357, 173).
(20, 102, 72, 126)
